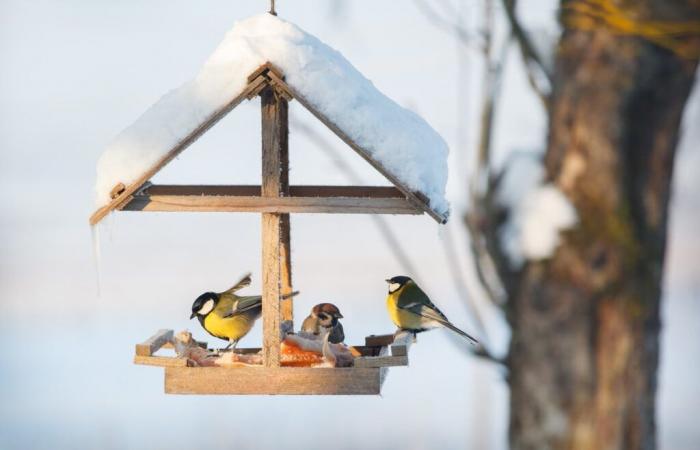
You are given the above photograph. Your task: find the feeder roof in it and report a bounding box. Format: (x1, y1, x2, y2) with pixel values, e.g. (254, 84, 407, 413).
(93, 14, 450, 223)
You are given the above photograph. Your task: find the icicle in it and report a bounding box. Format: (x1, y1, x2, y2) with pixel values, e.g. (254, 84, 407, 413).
(91, 223, 103, 298)
(437, 222, 448, 242)
(106, 211, 115, 243)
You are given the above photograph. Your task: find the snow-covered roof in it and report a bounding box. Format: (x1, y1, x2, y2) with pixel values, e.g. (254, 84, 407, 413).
(92, 13, 449, 223)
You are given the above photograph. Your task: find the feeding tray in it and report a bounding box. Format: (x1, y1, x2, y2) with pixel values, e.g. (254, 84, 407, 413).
(134, 329, 414, 395)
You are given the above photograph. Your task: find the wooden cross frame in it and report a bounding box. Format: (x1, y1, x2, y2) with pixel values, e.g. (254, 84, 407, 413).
(91, 63, 447, 371)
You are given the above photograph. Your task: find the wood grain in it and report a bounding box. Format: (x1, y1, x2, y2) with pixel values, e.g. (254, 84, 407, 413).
(121, 195, 420, 215)
(277, 83, 294, 325)
(164, 366, 383, 395)
(133, 355, 190, 367)
(354, 345, 409, 368)
(134, 185, 405, 198)
(135, 329, 173, 356)
(364, 334, 397, 347)
(260, 86, 286, 368)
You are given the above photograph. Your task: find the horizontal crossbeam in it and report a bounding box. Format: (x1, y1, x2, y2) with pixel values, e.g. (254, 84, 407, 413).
(121, 196, 420, 215)
(119, 185, 422, 215)
(138, 184, 405, 198)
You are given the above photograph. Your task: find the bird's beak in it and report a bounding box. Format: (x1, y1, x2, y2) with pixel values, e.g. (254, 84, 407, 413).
(190, 312, 196, 319)
(385, 279, 391, 283)
(336, 313, 344, 319)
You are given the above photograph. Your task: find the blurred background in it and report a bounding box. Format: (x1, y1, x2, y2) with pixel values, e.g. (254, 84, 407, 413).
(0, 1, 697, 449)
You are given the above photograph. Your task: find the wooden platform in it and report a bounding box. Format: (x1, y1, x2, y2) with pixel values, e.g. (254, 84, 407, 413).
(164, 366, 388, 395)
(134, 330, 413, 395)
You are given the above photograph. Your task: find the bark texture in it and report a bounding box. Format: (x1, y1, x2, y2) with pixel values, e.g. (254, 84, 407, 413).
(507, 1, 699, 449)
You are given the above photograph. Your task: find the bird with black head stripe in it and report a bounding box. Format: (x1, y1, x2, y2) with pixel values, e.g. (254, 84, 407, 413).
(385, 275, 478, 345)
(190, 273, 297, 350)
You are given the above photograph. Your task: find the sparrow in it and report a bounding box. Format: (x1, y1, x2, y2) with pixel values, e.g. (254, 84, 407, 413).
(301, 303, 345, 344)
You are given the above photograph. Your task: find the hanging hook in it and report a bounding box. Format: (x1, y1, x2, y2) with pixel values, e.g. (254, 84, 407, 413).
(269, 0, 277, 16)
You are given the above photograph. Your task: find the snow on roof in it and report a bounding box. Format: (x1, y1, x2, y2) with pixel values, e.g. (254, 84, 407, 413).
(95, 13, 449, 217)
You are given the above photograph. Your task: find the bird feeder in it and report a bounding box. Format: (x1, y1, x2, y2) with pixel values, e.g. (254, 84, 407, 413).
(90, 15, 449, 395)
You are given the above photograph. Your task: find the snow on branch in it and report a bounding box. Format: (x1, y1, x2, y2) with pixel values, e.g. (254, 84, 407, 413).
(497, 153, 577, 268)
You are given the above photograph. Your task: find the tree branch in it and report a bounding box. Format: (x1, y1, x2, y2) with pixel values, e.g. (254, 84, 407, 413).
(413, 0, 484, 51)
(501, 0, 552, 109)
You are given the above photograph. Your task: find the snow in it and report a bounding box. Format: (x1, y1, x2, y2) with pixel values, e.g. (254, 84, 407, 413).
(497, 153, 577, 267)
(95, 13, 450, 216)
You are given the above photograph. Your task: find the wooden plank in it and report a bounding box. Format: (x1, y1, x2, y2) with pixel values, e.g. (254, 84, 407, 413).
(89, 75, 267, 226)
(363, 332, 415, 357)
(364, 334, 396, 347)
(121, 195, 421, 215)
(246, 77, 269, 100)
(354, 355, 408, 368)
(134, 355, 190, 367)
(265, 70, 294, 101)
(391, 331, 415, 357)
(270, 76, 449, 224)
(246, 62, 285, 84)
(138, 185, 405, 198)
(354, 345, 409, 368)
(164, 367, 383, 395)
(261, 211, 281, 368)
(280, 213, 293, 322)
(260, 85, 286, 368)
(135, 329, 173, 356)
(278, 88, 294, 324)
(161, 340, 208, 350)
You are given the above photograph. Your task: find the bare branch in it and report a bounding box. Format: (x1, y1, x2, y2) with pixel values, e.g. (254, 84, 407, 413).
(501, 0, 552, 109)
(413, 0, 484, 51)
(441, 224, 492, 344)
(465, 1, 513, 307)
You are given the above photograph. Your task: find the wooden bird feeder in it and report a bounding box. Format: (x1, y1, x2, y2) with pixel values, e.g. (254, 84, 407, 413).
(90, 62, 446, 395)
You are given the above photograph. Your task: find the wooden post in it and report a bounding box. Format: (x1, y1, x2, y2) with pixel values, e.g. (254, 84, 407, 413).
(278, 90, 293, 324)
(261, 86, 289, 367)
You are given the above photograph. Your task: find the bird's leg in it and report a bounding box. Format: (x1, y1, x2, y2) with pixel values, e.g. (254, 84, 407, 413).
(231, 339, 239, 352)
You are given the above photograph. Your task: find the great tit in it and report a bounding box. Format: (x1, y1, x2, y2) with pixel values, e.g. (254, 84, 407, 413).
(385, 276, 478, 345)
(190, 273, 298, 350)
(301, 303, 345, 344)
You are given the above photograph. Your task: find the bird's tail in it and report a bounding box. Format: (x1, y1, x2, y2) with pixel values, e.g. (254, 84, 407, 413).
(438, 320, 479, 346)
(223, 273, 252, 294)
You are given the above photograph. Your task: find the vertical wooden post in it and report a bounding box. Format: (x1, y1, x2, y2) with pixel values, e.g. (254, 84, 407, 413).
(280, 217, 293, 322)
(274, 75, 293, 323)
(261, 86, 289, 367)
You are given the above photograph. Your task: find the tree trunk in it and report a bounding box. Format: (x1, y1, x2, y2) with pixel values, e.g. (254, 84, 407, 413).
(507, 2, 699, 449)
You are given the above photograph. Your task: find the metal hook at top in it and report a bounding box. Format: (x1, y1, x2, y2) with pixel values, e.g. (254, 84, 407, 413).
(269, 0, 277, 16)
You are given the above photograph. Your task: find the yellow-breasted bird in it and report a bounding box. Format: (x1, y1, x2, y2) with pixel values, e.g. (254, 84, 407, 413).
(190, 273, 298, 350)
(301, 303, 345, 344)
(385, 276, 478, 345)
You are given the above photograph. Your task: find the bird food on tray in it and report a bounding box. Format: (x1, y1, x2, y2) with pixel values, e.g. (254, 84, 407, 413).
(163, 329, 356, 368)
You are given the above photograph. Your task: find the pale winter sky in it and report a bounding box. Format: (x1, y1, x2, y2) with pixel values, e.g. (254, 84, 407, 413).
(0, 1, 697, 449)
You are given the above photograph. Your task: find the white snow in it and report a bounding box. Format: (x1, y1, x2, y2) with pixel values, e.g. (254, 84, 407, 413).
(95, 13, 449, 216)
(497, 153, 577, 267)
